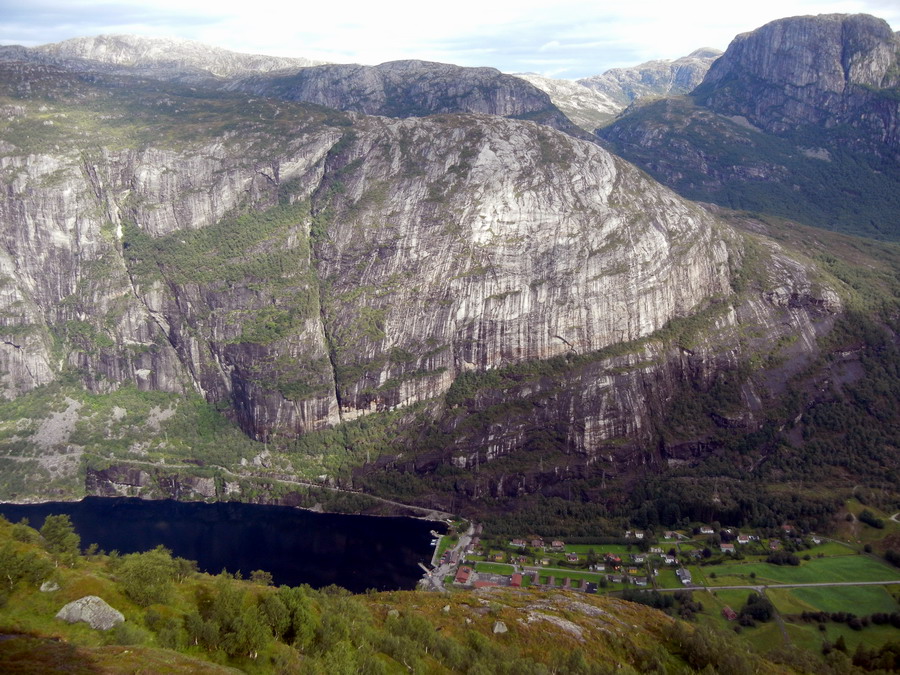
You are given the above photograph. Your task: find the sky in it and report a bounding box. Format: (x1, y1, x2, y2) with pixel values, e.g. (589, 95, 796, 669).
(1, 1, 898, 79)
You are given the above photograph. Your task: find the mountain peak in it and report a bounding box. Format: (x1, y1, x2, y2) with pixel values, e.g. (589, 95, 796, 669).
(31, 34, 324, 78)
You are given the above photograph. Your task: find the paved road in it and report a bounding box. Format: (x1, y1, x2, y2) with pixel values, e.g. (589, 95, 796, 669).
(654, 579, 900, 592)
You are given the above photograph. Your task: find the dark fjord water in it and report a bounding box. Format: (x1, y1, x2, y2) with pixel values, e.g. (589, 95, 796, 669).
(0, 497, 443, 593)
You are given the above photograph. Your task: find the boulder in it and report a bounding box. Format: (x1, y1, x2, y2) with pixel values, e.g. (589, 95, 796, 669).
(40, 581, 60, 592)
(493, 620, 508, 634)
(56, 596, 125, 630)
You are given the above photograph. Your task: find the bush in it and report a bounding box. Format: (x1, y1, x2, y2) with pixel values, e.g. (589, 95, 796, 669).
(118, 546, 177, 607)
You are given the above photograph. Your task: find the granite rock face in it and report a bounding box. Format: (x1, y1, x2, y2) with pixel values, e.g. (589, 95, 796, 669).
(56, 595, 125, 630)
(0, 42, 844, 491)
(599, 13, 900, 239)
(227, 60, 586, 137)
(694, 14, 900, 153)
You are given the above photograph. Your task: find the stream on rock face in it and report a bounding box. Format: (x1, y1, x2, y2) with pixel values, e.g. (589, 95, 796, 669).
(0, 496, 444, 592)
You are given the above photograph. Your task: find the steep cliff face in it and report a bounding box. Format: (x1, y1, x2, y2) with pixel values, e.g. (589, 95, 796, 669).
(599, 14, 900, 240)
(227, 60, 586, 137)
(310, 114, 733, 422)
(695, 14, 900, 152)
(0, 47, 851, 507)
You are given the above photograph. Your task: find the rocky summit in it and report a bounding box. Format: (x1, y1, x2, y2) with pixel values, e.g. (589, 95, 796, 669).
(600, 13, 900, 240)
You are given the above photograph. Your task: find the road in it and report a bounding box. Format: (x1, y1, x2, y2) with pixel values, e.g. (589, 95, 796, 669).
(94, 457, 453, 521)
(654, 579, 900, 592)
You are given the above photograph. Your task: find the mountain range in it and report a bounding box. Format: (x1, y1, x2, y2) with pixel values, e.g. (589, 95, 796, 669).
(0, 14, 896, 537)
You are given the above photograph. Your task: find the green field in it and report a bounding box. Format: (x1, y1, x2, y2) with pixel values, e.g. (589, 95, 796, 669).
(474, 562, 516, 575)
(435, 535, 457, 559)
(655, 569, 681, 588)
(789, 585, 899, 614)
(805, 541, 857, 556)
(705, 555, 899, 586)
(564, 544, 635, 555)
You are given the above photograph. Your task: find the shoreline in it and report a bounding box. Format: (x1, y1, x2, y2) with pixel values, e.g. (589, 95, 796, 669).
(0, 490, 454, 525)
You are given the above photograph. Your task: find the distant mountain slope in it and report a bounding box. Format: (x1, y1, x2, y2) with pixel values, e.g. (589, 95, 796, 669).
(27, 34, 324, 79)
(599, 14, 900, 240)
(0, 37, 586, 138)
(578, 48, 721, 110)
(226, 59, 588, 137)
(513, 73, 621, 131)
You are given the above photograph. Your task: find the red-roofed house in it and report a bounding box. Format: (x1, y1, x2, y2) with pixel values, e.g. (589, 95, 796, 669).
(455, 566, 472, 584)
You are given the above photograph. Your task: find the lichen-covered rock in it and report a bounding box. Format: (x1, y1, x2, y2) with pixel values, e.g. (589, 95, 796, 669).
(55, 595, 124, 630)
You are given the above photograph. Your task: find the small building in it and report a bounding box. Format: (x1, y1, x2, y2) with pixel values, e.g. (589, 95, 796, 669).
(722, 606, 738, 621)
(635, 532, 645, 540)
(721, 543, 735, 554)
(769, 539, 782, 551)
(566, 553, 579, 563)
(608, 574, 624, 584)
(650, 546, 664, 554)
(541, 558, 551, 566)
(736, 534, 750, 544)
(664, 531, 675, 540)
(700, 526, 714, 535)
(663, 555, 677, 565)
(510, 538, 527, 548)
(634, 576, 649, 587)
(627, 567, 639, 575)
(811, 536, 822, 545)
(551, 540, 565, 550)
(510, 573, 523, 588)
(455, 566, 473, 585)
(590, 564, 606, 572)
(632, 555, 645, 563)
(531, 538, 545, 548)
(584, 582, 598, 594)
(676, 568, 692, 585)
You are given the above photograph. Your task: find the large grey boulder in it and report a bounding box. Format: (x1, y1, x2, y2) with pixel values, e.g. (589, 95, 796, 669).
(56, 595, 125, 630)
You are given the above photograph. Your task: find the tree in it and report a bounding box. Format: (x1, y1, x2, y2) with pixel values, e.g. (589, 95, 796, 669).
(119, 546, 177, 606)
(40, 514, 80, 564)
(250, 569, 274, 586)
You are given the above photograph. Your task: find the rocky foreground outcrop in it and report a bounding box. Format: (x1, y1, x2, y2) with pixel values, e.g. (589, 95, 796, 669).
(56, 595, 125, 630)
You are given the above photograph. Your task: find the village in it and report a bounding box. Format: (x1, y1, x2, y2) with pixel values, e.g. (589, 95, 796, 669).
(425, 522, 844, 602)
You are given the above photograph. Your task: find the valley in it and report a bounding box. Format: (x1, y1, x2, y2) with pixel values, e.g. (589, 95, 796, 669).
(0, 9, 898, 673)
